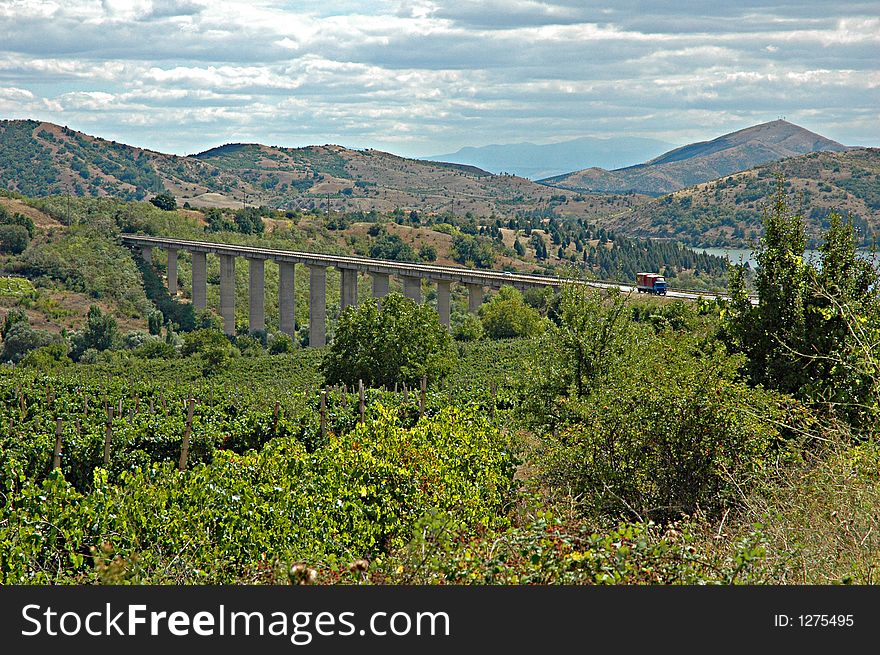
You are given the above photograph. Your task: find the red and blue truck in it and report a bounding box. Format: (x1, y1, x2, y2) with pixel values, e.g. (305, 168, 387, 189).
(636, 272, 668, 295)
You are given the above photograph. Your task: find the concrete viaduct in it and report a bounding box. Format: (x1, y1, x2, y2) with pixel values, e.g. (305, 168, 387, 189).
(121, 235, 732, 346)
(121, 235, 567, 347)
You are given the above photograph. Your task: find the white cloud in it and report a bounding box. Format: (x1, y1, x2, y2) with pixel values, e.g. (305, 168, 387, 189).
(0, 0, 875, 155)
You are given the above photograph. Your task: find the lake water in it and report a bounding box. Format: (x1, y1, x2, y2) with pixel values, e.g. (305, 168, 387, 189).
(693, 247, 877, 270)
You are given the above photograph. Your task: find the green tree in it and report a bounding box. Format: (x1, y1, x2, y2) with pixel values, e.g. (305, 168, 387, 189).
(321, 293, 455, 387)
(71, 305, 119, 360)
(1, 308, 28, 340)
(149, 192, 177, 211)
(1, 321, 56, 363)
(479, 287, 546, 339)
(452, 313, 484, 341)
(513, 238, 526, 257)
(725, 178, 809, 395)
(419, 244, 437, 262)
(0, 224, 30, 254)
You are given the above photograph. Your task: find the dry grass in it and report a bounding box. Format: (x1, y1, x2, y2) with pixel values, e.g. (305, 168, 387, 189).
(722, 428, 880, 584)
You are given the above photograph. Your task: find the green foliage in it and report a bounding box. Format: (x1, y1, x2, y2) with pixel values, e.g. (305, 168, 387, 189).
(537, 339, 796, 521)
(725, 180, 880, 428)
(268, 332, 296, 354)
(233, 207, 265, 235)
(521, 285, 632, 421)
(1, 308, 28, 339)
(369, 232, 416, 262)
(452, 313, 484, 342)
(182, 328, 239, 375)
(0, 320, 57, 363)
(149, 192, 177, 211)
(451, 234, 495, 268)
(479, 286, 546, 339)
(418, 243, 437, 262)
(378, 512, 775, 584)
(321, 293, 455, 388)
(71, 306, 120, 360)
(15, 226, 150, 316)
(0, 406, 517, 583)
(0, 224, 30, 254)
(133, 339, 177, 359)
(0, 206, 35, 238)
(19, 342, 70, 368)
(205, 207, 236, 232)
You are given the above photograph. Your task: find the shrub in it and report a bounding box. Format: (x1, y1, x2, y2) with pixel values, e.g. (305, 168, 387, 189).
(70, 306, 119, 360)
(1, 322, 57, 363)
(133, 339, 176, 359)
(321, 293, 455, 388)
(480, 287, 546, 339)
(149, 192, 177, 211)
(0, 224, 30, 254)
(19, 342, 70, 368)
(537, 335, 799, 522)
(268, 332, 296, 354)
(452, 313, 484, 342)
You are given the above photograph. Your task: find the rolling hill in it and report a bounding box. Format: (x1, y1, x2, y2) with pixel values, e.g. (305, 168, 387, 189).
(0, 120, 644, 222)
(602, 148, 880, 247)
(541, 120, 851, 196)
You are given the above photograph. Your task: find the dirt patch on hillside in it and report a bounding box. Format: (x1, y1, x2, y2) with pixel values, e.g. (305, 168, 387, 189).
(0, 290, 146, 335)
(0, 197, 62, 229)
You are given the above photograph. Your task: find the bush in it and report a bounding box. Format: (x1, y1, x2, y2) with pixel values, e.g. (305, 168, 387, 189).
(321, 293, 455, 388)
(268, 332, 296, 354)
(133, 339, 177, 359)
(0, 224, 30, 254)
(19, 342, 70, 368)
(0, 208, 35, 238)
(181, 328, 238, 374)
(540, 341, 798, 522)
(70, 306, 119, 360)
(480, 287, 546, 339)
(1, 322, 57, 363)
(452, 313, 484, 342)
(149, 192, 177, 211)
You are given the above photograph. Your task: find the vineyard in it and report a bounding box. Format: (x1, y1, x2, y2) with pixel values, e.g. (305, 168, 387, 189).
(0, 342, 539, 584)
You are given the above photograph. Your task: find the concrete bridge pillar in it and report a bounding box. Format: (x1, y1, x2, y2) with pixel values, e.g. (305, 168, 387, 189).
(466, 283, 483, 314)
(402, 275, 421, 303)
(219, 254, 236, 336)
(141, 246, 152, 265)
(436, 280, 451, 327)
(372, 273, 389, 305)
(308, 265, 327, 347)
(191, 251, 207, 311)
(167, 248, 178, 295)
(248, 258, 265, 334)
(340, 268, 358, 311)
(278, 261, 296, 337)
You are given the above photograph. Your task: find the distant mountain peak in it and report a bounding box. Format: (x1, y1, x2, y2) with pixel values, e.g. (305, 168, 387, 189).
(543, 120, 850, 195)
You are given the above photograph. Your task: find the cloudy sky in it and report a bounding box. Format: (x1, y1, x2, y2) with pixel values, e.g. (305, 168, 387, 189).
(0, 0, 877, 158)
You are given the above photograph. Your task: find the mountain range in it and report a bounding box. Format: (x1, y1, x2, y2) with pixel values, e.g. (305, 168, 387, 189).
(424, 136, 675, 180)
(0, 118, 875, 248)
(0, 119, 640, 222)
(541, 120, 851, 196)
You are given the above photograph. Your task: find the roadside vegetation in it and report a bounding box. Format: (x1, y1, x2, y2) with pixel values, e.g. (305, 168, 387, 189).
(0, 179, 877, 585)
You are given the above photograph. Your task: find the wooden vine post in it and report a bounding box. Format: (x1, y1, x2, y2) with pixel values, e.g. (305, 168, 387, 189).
(178, 398, 196, 472)
(52, 418, 63, 471)
(358, 379, 365, 424)
(319, 390, 327, 438)
(419, 375, 427, 417)
(273, 401, 281, 435)
(103, 407, 114, 466)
